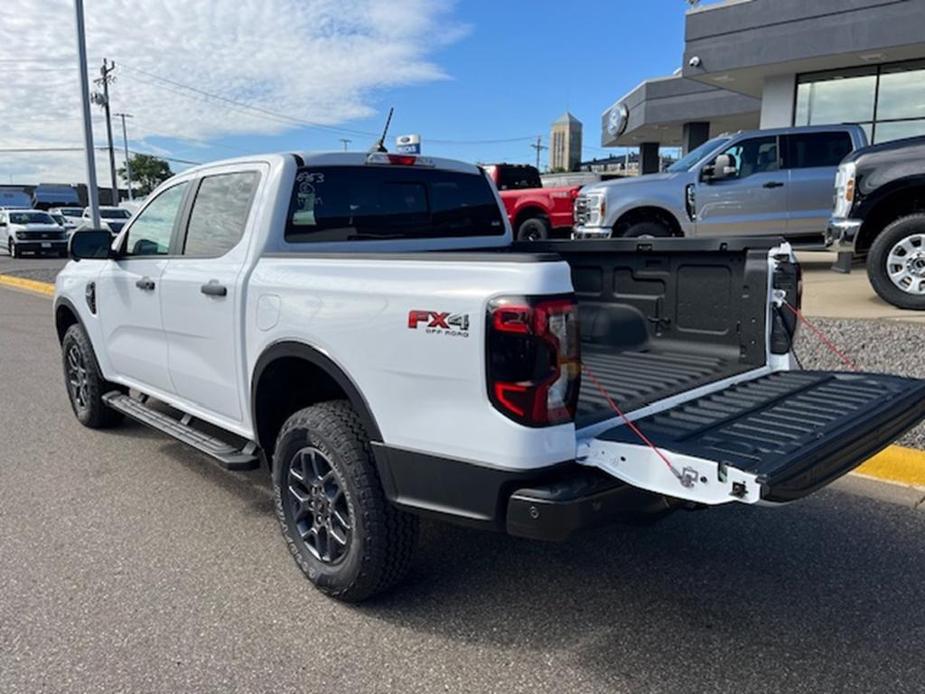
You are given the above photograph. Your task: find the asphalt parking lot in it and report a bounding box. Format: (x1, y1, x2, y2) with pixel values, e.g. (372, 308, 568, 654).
(2, 275, 925, 692)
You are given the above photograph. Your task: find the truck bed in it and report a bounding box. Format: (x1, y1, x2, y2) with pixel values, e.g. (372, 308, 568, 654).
(578, 346, 749, 420)
(519, 239, 780, 427)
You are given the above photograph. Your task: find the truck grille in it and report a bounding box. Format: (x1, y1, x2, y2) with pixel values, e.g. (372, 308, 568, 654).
(18, 230, 66, 240)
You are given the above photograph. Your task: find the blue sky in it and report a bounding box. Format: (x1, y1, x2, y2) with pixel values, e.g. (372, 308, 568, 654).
(152, 0, 690, 171)
(1, 0, 693, 183)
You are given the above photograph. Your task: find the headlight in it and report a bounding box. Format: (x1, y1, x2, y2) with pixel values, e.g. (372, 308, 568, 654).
(832, 161, 856, 219)
(575, 193, 606, 227)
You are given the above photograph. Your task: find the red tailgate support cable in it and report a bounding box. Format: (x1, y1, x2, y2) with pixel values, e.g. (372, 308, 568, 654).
(781, 301, 860, 372)
(583, 367, 684, 483)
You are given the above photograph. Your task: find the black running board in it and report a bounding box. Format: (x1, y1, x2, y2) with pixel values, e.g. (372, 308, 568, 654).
(103, 391, 260, 471)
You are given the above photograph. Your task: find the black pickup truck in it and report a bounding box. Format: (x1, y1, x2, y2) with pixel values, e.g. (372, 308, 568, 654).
(826, 135, 925, 309)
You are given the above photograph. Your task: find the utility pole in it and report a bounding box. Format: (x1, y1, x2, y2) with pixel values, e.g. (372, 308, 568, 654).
(114, 112, 134, 201)
(339, 138, 351, 151)
(92, 58, 118, 205)
(74, 0, 100, 228)
(529, 136, 547, 171)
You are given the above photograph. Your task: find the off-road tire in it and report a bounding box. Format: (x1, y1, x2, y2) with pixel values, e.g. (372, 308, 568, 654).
(866, 214, 925, 310)
(621, 220, 672, 238)
(61, 323, 124, 428)
(516, 216, 551, 241)
(273, 400, 418, 602)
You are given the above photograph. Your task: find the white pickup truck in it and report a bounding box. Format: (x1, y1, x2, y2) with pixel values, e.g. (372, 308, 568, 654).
(54, 151, 925, 602)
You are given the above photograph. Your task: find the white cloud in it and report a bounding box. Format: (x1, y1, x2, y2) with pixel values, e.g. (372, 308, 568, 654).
(0, 0, 465, 184)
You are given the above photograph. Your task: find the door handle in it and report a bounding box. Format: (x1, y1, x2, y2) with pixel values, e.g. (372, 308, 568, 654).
(135, 277, 155, 291)
(200, 280, 227, 297)
(763, 181, 784, 189)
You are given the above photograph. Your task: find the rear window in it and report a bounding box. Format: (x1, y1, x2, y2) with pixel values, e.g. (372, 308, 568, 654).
(784, 132, 853, 169)
(285, 166, 505, 243)
(496, 165, 542, 190)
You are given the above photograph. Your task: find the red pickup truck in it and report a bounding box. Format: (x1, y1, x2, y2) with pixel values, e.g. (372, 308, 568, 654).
(483, 164, 581, 240)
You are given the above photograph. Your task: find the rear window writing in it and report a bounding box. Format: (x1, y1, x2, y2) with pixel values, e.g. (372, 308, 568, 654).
(285, 166, 505, 242)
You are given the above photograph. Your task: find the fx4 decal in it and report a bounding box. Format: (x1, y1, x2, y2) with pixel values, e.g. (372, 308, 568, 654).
(408, 310, 470, 337)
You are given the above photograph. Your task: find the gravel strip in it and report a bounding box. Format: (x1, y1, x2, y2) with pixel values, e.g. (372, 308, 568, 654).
(795, 317, 925, 449)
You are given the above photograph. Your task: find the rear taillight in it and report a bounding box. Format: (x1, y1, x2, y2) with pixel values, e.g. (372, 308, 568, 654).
(486, 295, 580, 427)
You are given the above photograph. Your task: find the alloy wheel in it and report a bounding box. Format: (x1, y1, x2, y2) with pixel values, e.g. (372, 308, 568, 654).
(286, 446, 353, 564)
(65, 344, 90, 413)
(886, 233, 925, 295)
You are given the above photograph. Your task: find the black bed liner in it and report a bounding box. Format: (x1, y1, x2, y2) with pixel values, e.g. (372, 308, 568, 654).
(578, 347, 751, 422)
(597, 370, 925, 502)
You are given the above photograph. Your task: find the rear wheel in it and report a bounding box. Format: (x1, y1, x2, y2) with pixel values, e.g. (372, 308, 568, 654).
(866, 214, 925, 310)
(621, 219, 672, 238)
(273, 400, 418, 602)
(516, 216, 550, 241)
(61, 324, 124, 428)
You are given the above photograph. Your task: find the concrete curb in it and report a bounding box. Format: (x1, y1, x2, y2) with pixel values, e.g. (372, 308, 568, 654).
(2, 273, 924, 495)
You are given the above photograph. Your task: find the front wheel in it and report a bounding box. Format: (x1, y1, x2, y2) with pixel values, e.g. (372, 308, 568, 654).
(516, 216, 550, 241)
(9, 239, 21, 258)
(866, 214, 925, 310)
(620, 219, 672, 238)
(273, 400, 418, 602)
(61, 324, 124, 428)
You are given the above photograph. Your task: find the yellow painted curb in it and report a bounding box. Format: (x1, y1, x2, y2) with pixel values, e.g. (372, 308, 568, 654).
(856, 445, 925, 488)
(0, 274, 55, 297)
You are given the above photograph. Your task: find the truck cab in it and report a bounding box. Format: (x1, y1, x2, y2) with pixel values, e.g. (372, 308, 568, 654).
(574, 125, 868, 246)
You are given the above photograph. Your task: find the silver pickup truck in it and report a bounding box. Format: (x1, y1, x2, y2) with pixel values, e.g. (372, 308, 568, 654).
(574, 125, 867, 245)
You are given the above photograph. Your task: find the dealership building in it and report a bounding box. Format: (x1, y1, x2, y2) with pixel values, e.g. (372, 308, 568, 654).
(602, 0, 925, 172)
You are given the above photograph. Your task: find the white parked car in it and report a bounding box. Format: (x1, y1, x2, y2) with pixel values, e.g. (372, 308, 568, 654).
(83, 206, 132, 235)
(54, 151, 925, 602)
(1, 208, 68, 257)
(50, 207, 85, 229)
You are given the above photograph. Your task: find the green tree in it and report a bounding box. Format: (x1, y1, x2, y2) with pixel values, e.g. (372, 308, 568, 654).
(118, 154, 172, 196)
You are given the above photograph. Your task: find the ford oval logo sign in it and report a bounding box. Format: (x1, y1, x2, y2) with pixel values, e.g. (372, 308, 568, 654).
(607, 104, 628, 137)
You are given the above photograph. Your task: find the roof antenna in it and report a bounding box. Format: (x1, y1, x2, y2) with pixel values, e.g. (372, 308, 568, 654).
(370, 107, 394, 153)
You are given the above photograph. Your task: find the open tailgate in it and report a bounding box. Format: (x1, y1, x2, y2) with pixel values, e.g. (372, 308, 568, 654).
(579, 370, 925, 505)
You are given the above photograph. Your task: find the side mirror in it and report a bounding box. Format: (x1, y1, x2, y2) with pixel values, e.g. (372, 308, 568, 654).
(69, 229, 114, 261)
(706, 154, 737, 181)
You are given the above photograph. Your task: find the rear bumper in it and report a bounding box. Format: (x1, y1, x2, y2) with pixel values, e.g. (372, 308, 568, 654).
(825, 218, 862, 253)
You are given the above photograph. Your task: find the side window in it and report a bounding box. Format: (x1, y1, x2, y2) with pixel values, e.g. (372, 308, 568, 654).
(784, 132, 853, 169)
(182, 171, 260, 257)
(717, 136, 779, 178)
(123, 182, 189, 256)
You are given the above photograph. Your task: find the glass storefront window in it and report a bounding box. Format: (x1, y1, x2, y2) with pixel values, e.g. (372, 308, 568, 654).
(874, 119, 925, 144)
(877, 62, 925, 120)
(795, 61, 925, 145)
(794, 69, 876, 126)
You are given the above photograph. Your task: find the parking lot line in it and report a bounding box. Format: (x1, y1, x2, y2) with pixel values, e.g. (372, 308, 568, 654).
(0, 273, 55, 297)
(1, 274, 923, 491)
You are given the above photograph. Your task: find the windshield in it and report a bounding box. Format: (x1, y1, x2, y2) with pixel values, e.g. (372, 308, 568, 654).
(100, 208, 131, 219)
(9, 211, 54, 225)
(60, 208, 83, 216)
(666, 136, 731, 173)
(285, 166, 505, 242)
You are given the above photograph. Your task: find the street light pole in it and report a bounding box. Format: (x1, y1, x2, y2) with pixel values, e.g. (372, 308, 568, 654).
(114, 112, 133, 201)
(74, 0, 100, 228)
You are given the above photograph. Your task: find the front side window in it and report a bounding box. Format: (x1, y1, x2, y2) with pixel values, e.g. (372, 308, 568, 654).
(716, 136, 778, 178)
(183, 171, 260, 257)
(784, 132, 853, 169)
(123, 182, 189, 256)
(285, 166, 505, 243)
